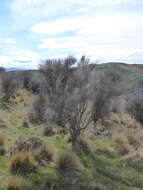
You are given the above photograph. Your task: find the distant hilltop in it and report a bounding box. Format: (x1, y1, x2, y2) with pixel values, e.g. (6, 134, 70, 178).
(6, 67, 31, 71)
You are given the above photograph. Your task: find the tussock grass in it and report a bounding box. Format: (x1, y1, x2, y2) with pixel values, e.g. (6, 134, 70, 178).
(43, 125, 55, 136)
(34, 145, 54, 166)
(0, 133, 5, 146)
(7, 176, 26, 190)
(9, 152, 37, 175)
(55, 151, 81, 173)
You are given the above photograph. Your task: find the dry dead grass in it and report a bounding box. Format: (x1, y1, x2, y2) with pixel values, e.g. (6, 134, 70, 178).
(7, 176, 26, 190)
(9, 152, 37, 175)
(99, 144, 115, 156)
(55, 151, 81, 173)
(0, 133, 5, 146)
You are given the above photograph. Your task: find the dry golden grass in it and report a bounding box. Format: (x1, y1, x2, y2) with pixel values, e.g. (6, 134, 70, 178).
(127, 134, 140, 149)
(15, 89, 33, 104)
(55, 151, 81, 173)
(9, 152, 31, 163)
(101, 113, 141, 131)
(9, 152, 37, 175)
(124, 151, 143, 171)
(116, 143, 133, 156)
(7, 176, 26, 190)
(0, 115, 4, 123)
(110, 113, 136, 126)
(99, 144, 115, 156)
(112, 129, 128, 145)
(0, 133, 5, 146)
(112, 129, 134, 156)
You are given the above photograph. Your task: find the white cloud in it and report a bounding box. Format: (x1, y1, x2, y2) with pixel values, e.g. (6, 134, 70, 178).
(0, 50, 42, 69)
(11, 0, 131, 21)
(39, 36, 97, 49)
(36, 12, 143, 61)
(31, 18, 83, 35)
(0, 38, 16, 45)
(9, 0, 143, 65)
(31, 12, 143, 38)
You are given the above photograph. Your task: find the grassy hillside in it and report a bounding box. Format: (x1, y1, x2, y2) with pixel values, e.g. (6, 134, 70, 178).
(95, 62, 143, 88)
(1, 90, 143, 189)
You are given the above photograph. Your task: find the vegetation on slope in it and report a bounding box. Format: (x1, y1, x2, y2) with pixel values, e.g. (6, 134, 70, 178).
(0, 58, 143, 190)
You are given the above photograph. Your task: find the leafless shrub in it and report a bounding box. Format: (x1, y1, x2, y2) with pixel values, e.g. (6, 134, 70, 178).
(21, 71, 33, 90)
(39, 56, 76, 127)
(0, 67, 6, 74)
(1, 72, 19, 102)
(127, 95, 143, 124)
(92, 69, 122, 123)
(29, 93, 48, 124)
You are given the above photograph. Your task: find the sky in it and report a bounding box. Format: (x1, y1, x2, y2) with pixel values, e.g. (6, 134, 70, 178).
(0, 0, 143, 69)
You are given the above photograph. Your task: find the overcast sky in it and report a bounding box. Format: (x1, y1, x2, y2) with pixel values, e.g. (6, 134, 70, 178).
(0, 0, 143, 68)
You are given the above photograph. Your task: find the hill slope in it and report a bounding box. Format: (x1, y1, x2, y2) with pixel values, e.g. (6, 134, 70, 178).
(95, 62, 143, 88)
(0, 91, 143, 189)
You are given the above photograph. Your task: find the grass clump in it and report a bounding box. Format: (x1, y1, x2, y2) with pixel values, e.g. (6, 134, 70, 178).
(0, 133, 5, 155)
(112, 129, 134, 156)
(99, 144, 115, 156)
(0, 133, 5, 146)
(10, 137, 43, 155)
(43, 125, 55, 136)
(55, 151, 81, 173)
(58, 128, 68, 135)
(34, 145, 54, 166)
(77, 137, 91, 154)
(22, 121, 29, 128)
(7, 176, 26, 190)
(9, 152, 37, 175)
